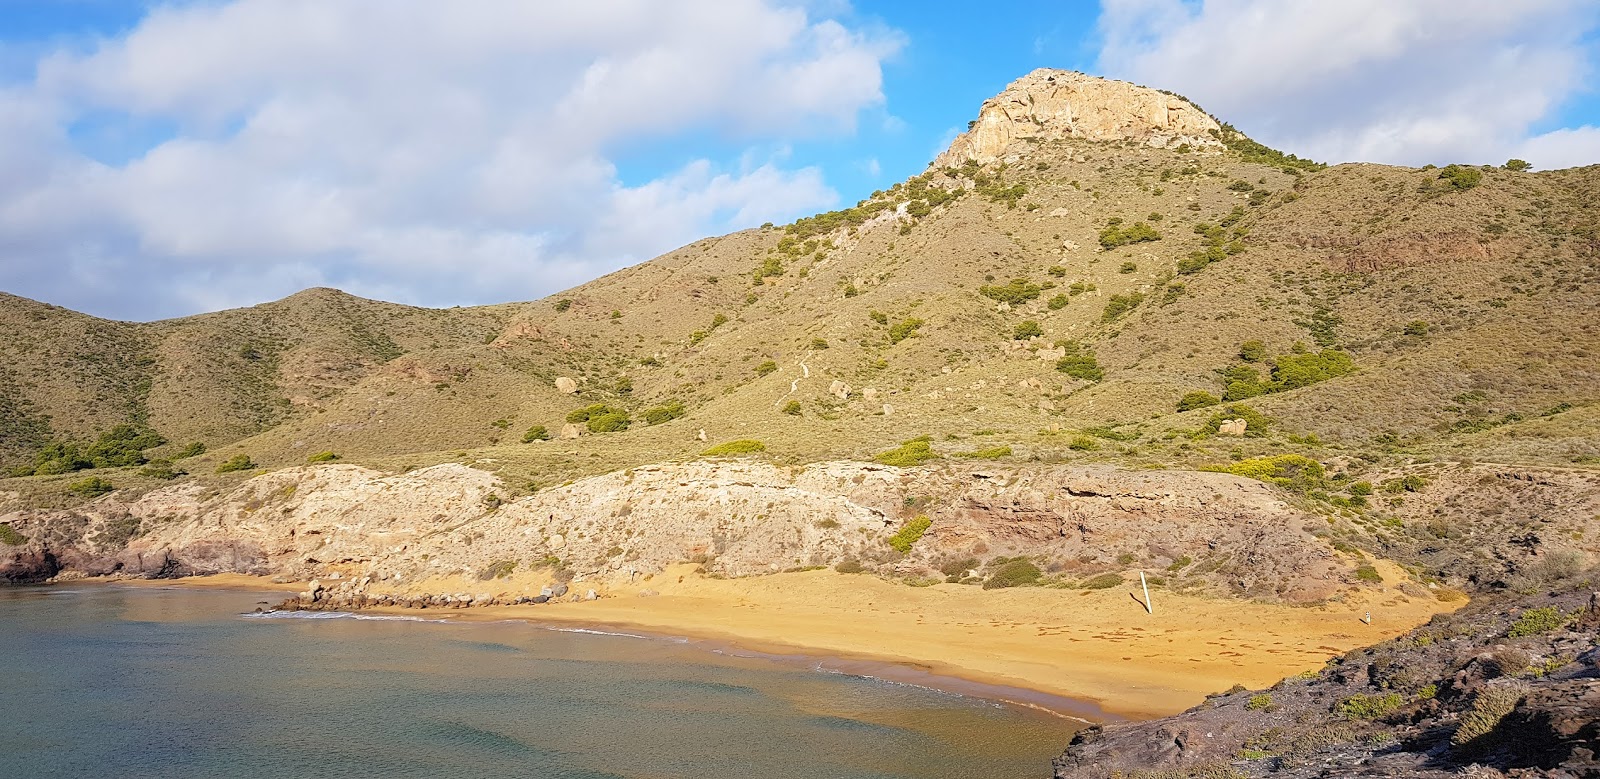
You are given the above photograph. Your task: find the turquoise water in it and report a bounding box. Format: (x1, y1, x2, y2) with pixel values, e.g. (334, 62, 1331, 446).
(0, 585, 1081, 778)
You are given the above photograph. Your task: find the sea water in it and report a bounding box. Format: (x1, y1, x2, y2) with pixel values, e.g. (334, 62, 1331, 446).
(0, 585, 1082, 779)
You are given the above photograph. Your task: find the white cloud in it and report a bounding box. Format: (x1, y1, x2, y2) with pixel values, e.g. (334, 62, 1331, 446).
(1095, 0, 1600, 168)
(0, 0, 902, 319)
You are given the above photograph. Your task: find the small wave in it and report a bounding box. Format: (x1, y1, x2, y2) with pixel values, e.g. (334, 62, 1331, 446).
(543, 626, 691, 643)
(240, 610, 451, 624)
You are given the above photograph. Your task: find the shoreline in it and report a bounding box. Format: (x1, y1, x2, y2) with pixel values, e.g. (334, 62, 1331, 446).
(89, 559, 1463, 720)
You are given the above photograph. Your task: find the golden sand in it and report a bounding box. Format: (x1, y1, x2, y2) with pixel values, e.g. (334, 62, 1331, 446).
(376, 559, 1460, 719)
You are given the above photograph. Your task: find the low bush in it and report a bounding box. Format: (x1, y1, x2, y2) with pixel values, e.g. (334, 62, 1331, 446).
(521, 425, 550, 443)
(1335, 692, 1404, 720)
(1098, 221, 1161, 249)
(67, 476, 115, 498)
(1178, 391, 1221, 412)
(1013, 320, 1043, 340)
(139, 460, 183, 480)
(782, 400, 802, 416)
(1068, 436, 1099, 451)
(1246, 693, 1275, 711)
(957, 446, 1011, 460)
(216, 455, 255, 474)
(1055, 341, 1104, 381)
(984, 558, 1042, 589)
(1507, 606, 1568, 638)
(1214, 454, 1325, 491)
(1080, 573, 1124, 589)
(887, 515, 932, 553)
(1101, 293, 1144, 322)
(1451, 684, 1525, 747)
(0, 522, 28, 545)
(1437, 164, 1482, 191)
(642, 401, 686, 426)
(888, 317, 925, 344)
(1354, 565, 1383, 583)
(307, 451, 340, 463)
(835, 559, 866, 574)
(755, 360, 778, 376)
(979, 278, 1044, 305)
(567, 404, 631, 433)
(875, 437, 936, 467)
(1404, 320, 1430, 336)
(479, 560, 516, 580)
(701, 439, 766, 457)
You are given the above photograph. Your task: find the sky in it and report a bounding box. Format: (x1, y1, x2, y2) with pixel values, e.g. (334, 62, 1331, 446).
(0, 0, 1597, 321)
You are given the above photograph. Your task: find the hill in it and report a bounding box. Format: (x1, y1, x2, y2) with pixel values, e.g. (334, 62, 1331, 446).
(2, 68, 1597, 582)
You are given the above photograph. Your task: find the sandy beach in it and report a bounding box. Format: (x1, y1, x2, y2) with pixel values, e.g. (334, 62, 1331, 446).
(339, 558, 1460, 719)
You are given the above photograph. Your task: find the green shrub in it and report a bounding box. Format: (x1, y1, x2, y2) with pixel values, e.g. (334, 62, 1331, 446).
(307, 451, 340, 463)
(979, 278, 1044, 304)
(1013, 320, 1043, 340)
(1238, 340, 1267, 362)
(553, 298, 573, 312)
(701, 439, 766, 457)
(835, 559, 866, 574)
(1437, 164, 1482, 191)
(1080, 572, 1124, 589)
(642, 401, 686, 426)
(887, 515, 932, 553)
(1451, 685, 1524, 747)
(139, 460, 183, 480)
(1178, 391, 1221, 412)
(1381, 475, 1427, 493)
(1068, 436, 1099, 451)
(1098, 221, 1161, 249)
(1216, 454, 1325, 491)
(755, 360, 778, 376)
(1101, 292, 1144, 322)
(1354, 565, 1383, 583)
(1404, 320, 1430, 336)
(1336, 692, 1404, 720)
(1055, 342, 1104, 381)
(67, 476, 115, 498)
(1246, 693, 1275, 711)
(811, 338, 829, 350)
(1503, 159, 1531, 172)
(521, 425, 550, 443)
(567, 404, 631, 433)
(888, 317, 925, 344)
(1047, 294, 1068, 310)
(1271, 349, 1355, 389)
(782, 400, 802, 416)
(1119, 261, 1137, 274)
(875, 437, 936, 467)
(1349, 481, 1373, 496)
(984, 558, 1042, 589)
(479, 560, 516, 580)
(175, 442, 206, 459)
(710, 313, 729, 329)
(957, 446, 1011, 460)
(216, 455, 255, 473)
(1507, 607, 1567, 638)
(85, 425, 166, 468)
(868, 310, 889, 324)
(0, 523, 28, 546)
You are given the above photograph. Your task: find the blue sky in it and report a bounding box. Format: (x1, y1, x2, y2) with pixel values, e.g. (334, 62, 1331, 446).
(0, 1, 1597, 320)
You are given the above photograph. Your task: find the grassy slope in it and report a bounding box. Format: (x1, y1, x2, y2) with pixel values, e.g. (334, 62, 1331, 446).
(1, 139, 1597, 496)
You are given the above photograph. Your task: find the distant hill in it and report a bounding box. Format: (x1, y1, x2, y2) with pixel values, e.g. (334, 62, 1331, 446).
(2, 69, 1597, 492)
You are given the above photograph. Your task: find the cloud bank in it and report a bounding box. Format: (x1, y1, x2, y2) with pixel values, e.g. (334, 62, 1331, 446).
(0, 0, 901, 319)
(1096, 0, 1600, 169)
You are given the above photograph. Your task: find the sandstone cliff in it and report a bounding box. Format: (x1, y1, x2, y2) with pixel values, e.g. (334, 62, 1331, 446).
(934, 69, 1222, 167)
(3, 460, 1359, 602)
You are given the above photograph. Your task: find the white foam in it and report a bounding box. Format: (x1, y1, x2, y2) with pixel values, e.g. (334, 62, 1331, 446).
(240, 610, 450, 624)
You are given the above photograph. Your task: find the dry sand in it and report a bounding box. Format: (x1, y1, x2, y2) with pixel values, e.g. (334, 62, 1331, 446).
(370, 559, 1461, 719)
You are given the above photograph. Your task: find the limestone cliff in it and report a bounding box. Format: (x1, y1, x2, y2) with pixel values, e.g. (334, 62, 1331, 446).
(934, 69, 1222, 167)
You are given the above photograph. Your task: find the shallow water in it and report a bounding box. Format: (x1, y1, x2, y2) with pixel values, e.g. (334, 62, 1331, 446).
(0, 585, 1081, 779)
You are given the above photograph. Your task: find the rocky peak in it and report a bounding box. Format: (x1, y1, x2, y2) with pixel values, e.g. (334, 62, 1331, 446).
(934, 69, 1223, 167)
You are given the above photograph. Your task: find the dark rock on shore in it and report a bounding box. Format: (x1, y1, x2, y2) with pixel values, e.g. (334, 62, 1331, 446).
(1051, 580, 1600, 779)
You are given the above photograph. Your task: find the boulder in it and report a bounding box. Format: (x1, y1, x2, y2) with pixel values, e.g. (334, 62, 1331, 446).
(559, 423, 584, 439)
(532, 594, 550, 604)
(554, 377, 578, 394)
(829, 380, 850, 400)
(551, 583, 569, 597)
(1218, 419, 1248, 436)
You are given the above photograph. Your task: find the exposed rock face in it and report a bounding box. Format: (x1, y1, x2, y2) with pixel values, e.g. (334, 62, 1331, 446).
(934, 69, 1222, 167)
(1052, 584, 1600, 779)
(554, 376, 578, 394)
(3, 461, 1354, 602)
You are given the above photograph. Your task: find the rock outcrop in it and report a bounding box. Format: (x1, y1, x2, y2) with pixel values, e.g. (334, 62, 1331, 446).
(2, 460, 1358, 602)
(934, 69, 1223, 167)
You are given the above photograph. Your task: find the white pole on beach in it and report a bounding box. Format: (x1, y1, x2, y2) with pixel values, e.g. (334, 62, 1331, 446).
(1140, 571, 1152, 615)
